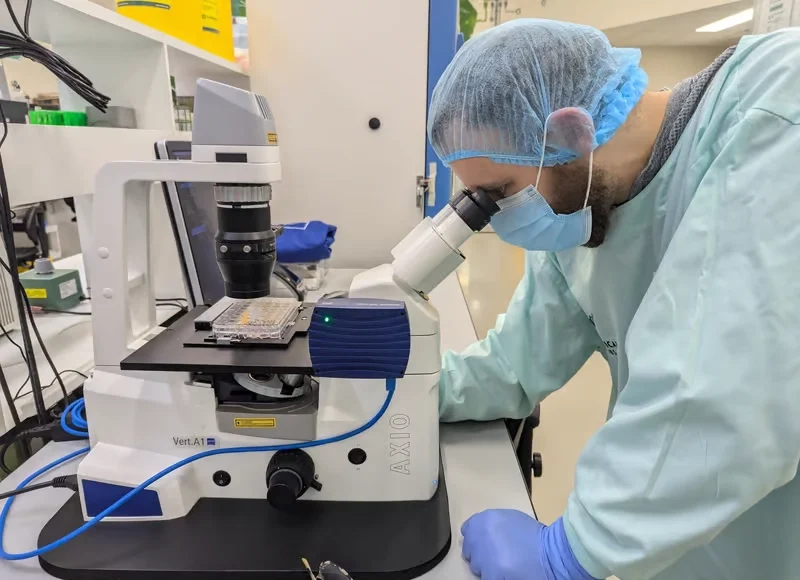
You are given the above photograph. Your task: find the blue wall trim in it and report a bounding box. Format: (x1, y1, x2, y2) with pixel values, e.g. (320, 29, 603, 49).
(425, 0, 459, 218)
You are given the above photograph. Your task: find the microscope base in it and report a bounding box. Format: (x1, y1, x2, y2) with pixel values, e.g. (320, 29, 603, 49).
(38, 467, 451, 580)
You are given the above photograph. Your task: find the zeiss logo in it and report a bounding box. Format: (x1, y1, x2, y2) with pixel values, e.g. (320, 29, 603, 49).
(172, 437, 217, 448)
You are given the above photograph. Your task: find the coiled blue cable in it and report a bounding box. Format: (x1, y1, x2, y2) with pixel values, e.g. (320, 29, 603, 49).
(0, 379, 396, 560)
(60, 399, 88, 438)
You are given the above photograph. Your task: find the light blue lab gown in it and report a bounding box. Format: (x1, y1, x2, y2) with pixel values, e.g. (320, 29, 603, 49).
(440, 29, 800, 580)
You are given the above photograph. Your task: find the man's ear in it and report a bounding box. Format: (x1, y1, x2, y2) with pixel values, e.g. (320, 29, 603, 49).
(546, 107, 595, 157)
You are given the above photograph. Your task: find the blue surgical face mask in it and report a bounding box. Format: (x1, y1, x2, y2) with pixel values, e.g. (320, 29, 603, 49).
(491, 180, 592, 251)
(491, 114, 594, 252)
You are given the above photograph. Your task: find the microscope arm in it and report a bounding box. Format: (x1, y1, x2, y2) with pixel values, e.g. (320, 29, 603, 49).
(91, 160, 280, 370)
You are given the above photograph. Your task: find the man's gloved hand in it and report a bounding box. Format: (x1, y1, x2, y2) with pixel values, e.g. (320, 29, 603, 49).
(461, 510, 601, 580)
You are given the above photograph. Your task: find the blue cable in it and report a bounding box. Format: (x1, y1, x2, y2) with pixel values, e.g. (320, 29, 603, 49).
(0, 447, 90, 558)
(70, 400, 87, 431)
(0, 379, 397, 561)
(60, 399, 88, 438)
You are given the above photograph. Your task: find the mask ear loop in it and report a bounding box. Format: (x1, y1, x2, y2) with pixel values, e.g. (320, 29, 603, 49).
(535, 115, 550, 191)
(583, 150, 593, 210)
(538, 112, 594, 210)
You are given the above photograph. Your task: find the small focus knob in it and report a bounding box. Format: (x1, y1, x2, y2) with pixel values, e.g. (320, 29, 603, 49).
(532, 452, 543, 478)
(266, 449, 322, 510)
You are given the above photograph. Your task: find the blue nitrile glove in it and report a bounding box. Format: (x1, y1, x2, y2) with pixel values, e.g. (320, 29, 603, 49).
(461, 510, 601, 580)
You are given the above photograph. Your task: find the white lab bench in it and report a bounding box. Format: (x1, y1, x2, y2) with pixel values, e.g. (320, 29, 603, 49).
(0, 270, 534, 579)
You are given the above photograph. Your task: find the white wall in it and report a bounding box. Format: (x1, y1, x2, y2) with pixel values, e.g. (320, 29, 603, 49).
(638, 45, 728, 89)
(2, 58, 59, 99)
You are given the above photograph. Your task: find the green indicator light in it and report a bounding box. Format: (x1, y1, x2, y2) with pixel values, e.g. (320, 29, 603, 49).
(323, 316, 331, 324)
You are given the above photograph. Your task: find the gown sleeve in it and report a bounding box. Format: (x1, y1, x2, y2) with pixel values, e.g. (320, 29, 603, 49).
(439, 251, 599, 422)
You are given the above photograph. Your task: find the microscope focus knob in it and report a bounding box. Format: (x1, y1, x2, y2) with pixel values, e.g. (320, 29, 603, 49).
(266, 449, 322, 510)
(267, 470, 303, 509)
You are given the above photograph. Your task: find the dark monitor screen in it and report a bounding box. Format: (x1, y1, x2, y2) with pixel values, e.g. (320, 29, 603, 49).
(156, 141, 225, 306)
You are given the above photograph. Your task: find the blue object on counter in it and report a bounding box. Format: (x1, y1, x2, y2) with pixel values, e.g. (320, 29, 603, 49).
(276, 221, 337, 263)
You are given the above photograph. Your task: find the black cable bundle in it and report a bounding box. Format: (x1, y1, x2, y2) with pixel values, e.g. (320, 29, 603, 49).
(0, 148, 47, 425)
(0, 0, 110, 112)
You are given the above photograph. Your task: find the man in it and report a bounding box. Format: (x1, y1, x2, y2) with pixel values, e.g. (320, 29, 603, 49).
(428, 18, 800, 580)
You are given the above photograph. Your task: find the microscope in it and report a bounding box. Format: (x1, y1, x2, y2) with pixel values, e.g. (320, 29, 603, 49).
(37, 80, 499, 580)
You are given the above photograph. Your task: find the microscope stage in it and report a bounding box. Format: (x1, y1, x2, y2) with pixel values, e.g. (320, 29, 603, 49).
(121, 305, 315, 375)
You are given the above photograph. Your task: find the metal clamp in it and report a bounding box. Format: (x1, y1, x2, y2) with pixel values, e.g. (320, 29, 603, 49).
(416, 176, 430, 209)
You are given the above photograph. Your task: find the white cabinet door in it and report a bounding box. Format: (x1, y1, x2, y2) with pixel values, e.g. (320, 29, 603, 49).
(248, 0, 429, 268)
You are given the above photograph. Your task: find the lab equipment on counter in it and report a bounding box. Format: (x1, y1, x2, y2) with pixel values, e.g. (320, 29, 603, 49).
(275, 220, 336, 291)
(86, 106, 137, 128)
(0, 99, 28, 124)
(28, 111, 87, 126)
(284, 260, 328, 290)
(18, 259, 83, 311)
(28, 79, 500, 579)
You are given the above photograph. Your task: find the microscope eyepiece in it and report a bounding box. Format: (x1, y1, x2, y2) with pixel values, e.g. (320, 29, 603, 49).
(449, 188, 500, 232)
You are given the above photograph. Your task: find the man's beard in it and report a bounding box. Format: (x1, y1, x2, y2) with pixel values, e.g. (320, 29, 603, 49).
(549, 162, 619, 248)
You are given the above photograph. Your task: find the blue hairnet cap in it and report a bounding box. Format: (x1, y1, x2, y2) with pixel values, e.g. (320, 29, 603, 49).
(428, 19, 648, 167)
